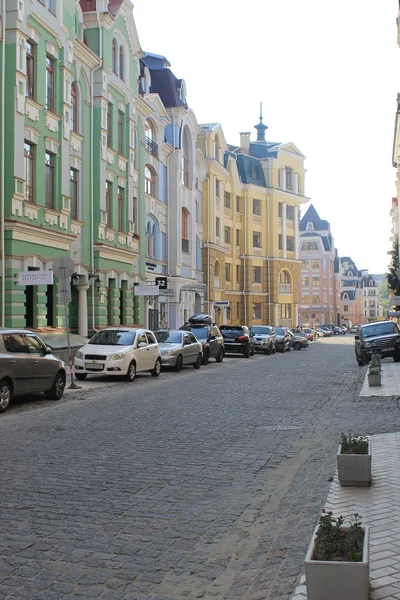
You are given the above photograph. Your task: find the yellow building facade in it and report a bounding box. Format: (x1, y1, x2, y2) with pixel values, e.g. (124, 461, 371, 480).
(198, 117, 309, 328)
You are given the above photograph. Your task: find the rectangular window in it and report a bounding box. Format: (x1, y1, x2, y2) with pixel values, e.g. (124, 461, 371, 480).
(344, 305, 349, 312)
(118, 110, 124, 155)
(216, 217, 220, 237)
(24, 142, 34, 203)
(253, 231, 261, 247)
(105, 181, 112, 227)
(279, 303, 291, 320)
(45, 152, 55, 209)
(312, 261, 320, 269)
(224, 226, 231, 244)
(26, 41, 35, 100)
(216, 179, 220, 199)
(302, 242, 318, 251)
(70, 168, 78, 220)
(39, 0, 56, 13)
(182, 156, 189, 187)
(118, 186, 124, 232)
(253, 198, 261, 216)
(312, 295, 320, 304)
(286, 236, 294, 251)
(45, 55, 55, 112)
(236, 195, 242, 213)
(253, 266, 262, 283)
(301, 260, 309, 269)
(301, 276, 309, 287)
(286, 205, 294, 220)
(107, 103, 113, 148)
(224, 191, 231, 209)
(225, 264, 231, 281)
(236, 264, 240, 284)
(236, 229, 240, 246)
(279, 234, 282, 250)
(312, 276, 320, 287)
(132, 196, 137, 231)
(278, 202, 282, 217)
(253, 303, 262, 319)
(286, 167, 293, 190)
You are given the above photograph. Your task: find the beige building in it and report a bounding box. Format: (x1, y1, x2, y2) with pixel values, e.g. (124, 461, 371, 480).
(198, 113, 309, 327)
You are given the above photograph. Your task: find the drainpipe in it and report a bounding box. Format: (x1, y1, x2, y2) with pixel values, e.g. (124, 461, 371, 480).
(243, 190, 248, 325)
(89, 10, 103, 331)
(267, 159, 273, 324)
(1, 0, 6, 326)
(207, 172, 211, 313)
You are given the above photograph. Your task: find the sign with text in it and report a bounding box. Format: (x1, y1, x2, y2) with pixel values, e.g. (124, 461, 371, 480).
(215, 301, 230, 307)
(155, 277, 168, 290)
(18, 270, 53, 286)
(134, 285, 160, 296)
(391, 296, 400, 306)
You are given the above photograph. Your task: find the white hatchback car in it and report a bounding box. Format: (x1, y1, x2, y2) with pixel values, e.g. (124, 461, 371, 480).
(74, 328, 161, 382)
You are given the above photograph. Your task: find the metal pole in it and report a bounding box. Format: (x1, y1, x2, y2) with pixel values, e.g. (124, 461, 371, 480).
(1, 0, 6, 327)
(59, 261, 80, 390)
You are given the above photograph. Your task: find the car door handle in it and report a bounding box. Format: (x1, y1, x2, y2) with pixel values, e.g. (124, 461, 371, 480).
(9, 360, 16, 365)
(32, 360, 38, 365)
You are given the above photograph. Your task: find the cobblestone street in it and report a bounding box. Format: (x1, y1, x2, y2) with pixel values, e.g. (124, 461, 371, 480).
(1, 336, 400, 600)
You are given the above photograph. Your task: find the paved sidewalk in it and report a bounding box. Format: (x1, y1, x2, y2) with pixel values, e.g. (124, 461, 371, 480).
(360, 361, 400, 397)
(291, 432, 400, 600)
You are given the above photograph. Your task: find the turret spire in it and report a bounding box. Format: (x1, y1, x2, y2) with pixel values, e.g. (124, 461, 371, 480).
(254, 102, 268, 142)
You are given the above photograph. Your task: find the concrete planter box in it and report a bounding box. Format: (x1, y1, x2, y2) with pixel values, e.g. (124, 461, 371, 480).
(337, 442, 371, 487)
(305, 525, 369, 600)
(368, 372, 381, 386)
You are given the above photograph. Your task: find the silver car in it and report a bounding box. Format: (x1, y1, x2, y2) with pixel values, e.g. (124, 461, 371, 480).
(288, 329, 309, 350)
(154, 330, 203, 371)
(0, 329, 66, 413)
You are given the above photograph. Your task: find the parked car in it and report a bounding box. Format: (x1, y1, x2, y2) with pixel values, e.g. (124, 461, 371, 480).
(74, 327, 161, 381)
(315, 328, 326, 338)
(274, 327, 292, 352)
(319, 325, 334, 336)
(0, 329, 66, 413)
(180, 315, 224, 365)
(154, 330, 202, 371)
(355, 320, 400, 366)
(288, 330, 309, 350)
(249, 325, 276, 354)
(334, 326, 346, 335)
(302, 328, 314, 341)
(350, 325, 359, 334)
(219, 325, 255, 358)
(290, 328, 307, 337)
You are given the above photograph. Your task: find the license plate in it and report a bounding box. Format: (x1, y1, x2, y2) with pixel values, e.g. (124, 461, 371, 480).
(383, 348, 394, 352)
(85, 362, 104, 370)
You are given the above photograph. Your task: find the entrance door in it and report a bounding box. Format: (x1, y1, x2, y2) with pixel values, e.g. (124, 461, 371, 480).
(25, 266, 39, 327)
(148, 309, 159, 331)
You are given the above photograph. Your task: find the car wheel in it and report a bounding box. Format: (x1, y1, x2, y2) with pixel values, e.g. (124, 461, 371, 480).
(294, 342, 302, 351)
(243, 347, 250, 358)
(193, 353, 202, 369)
(216, 349, 224, 363)
(125, 361, 136, 382)
(272, 345, 276, 354)
(359, 352, 368, 367)
(394, 355, 400, 363)
(202, 350, 209, 366)
(175, 355, 183, 372)
(75, 373, 87, 381)
(286, 344, 291, 352)
(151, 358, 161, 377)
(0, 380, 11, 413)
(250, 347, 255, 356)
(47, 371, 66, 401)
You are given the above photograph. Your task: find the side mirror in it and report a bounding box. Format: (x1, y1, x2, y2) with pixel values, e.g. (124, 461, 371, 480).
(45, 346, 52, 354)
(138, 341, 147, 348)
(354, 335, 360, 340)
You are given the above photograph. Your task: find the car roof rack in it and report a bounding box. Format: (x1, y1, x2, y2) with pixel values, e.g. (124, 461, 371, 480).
(188, 314, 213, 325)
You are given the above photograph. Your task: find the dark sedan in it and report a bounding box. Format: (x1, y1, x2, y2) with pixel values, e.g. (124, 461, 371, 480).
(274, 327, 292, 352)
(219, 325, 255, 358)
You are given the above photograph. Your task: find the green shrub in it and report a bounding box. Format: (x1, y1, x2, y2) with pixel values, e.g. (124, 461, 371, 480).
(313, 511, 364, 562)
(340, 433, 369, 455)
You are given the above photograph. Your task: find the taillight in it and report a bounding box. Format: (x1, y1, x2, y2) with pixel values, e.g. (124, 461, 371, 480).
(238, 335, 248, 341)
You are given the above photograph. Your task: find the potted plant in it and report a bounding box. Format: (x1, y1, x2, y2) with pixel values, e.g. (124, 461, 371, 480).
(368, 352, 381, 386)
(337, 433, 371, 487)
(305, 511, 369, 600)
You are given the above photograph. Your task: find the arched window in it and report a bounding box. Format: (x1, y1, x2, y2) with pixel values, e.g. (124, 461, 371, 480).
(145, 120, 158, 157)
(181, 126, 191, 189)
(119, 45, 124, 81)
(146, 222, 152, 257)
(279, 270, 292, 293)
(152, 224, 156, 259)
(214, 260, 221, 289)
(112, 39, 118, 74)
(145, 215, 159, 260)
(145, 165, 156, 197)
(280, 270, 291, 284)
(70, 82, 78, 132)
(181, 208, 189, 253)
(195, 236, 201, 271)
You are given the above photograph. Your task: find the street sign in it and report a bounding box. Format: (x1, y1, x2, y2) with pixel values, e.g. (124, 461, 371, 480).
(18, 270, 53, 285)
(155, 276, 168, 290)
(311, 313, 316, 319)
(388, 311, 400, 317)
(391, 296, 400, 306)
(52, 255, 74, 280)
(134, 285, 159, 296)
(215, 301, 230, 307)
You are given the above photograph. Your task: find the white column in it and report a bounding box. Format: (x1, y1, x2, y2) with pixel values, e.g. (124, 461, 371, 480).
(294, 173, 299, 195)
(78, 285, 89, 337)
(293, 303, 299, 327)
(281, 168, 287, 191)
(282, 201, 287, 258)
(294, 205, 299, 260)
(273, 303, 279, 326)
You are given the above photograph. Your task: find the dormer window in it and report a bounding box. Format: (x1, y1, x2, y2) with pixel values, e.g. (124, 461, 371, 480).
(306, 222, 313, 231)
(179, 79, 187, 103)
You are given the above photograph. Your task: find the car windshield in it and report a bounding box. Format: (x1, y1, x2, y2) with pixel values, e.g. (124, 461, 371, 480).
(187, 326, 208, 340)
(275, 328, 284, 335)
(154, 331, 182, 344)
(362, 323, 398, 338)
(250, 327, 271, 334)
(220, 326, 244, 332)
(89, 330, 136, 346)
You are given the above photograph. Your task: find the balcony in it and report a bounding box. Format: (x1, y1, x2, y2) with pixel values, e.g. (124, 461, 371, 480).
(279, 284, 292, 294)
(145, 135, 158, 158)
(182, 238, 189, 253)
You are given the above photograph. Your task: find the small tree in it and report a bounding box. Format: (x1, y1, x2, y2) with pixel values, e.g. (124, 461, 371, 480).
(387, 237, 400, 308)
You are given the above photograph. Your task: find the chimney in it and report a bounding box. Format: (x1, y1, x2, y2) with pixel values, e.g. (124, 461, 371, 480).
(240, 132, 251, 153)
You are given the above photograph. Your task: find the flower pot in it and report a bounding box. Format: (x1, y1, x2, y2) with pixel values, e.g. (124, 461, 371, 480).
(304, 525, 369, 600)
(368, 372, 381, 386)
(337, 442, 371, 487)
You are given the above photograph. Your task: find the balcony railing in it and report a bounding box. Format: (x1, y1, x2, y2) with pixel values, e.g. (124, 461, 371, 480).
(214, 276, 220, 289)
(182, 238, 189, 253)
(279, 283, 292, 293)
(145, 135, 158, 158)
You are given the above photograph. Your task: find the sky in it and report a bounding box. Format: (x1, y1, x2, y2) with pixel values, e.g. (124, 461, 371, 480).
(133, 0, 399, 275)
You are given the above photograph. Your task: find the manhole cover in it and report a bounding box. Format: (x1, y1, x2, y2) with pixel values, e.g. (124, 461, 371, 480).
(254, 425, 300, 431)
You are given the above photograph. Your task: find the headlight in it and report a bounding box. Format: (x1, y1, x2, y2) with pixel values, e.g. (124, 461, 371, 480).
(110, 352, 126, 360)
(364, 342, 372, 348)
(76, 351, 83, 359)
(162, 349, 175, 357)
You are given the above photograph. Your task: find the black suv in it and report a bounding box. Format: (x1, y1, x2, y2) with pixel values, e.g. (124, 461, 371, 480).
(180, 315, 224, 365)
(219, 325, 255, 358)
(355, 320, 400, 366)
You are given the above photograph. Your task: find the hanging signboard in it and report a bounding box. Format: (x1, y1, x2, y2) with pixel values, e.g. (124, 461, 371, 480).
(134, 285, 160, 296)
(18, 270, 54, 285)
